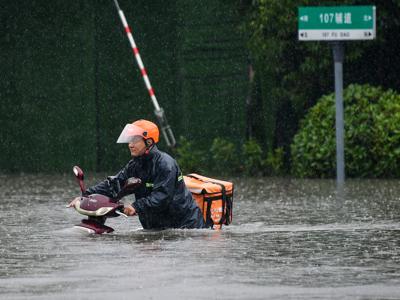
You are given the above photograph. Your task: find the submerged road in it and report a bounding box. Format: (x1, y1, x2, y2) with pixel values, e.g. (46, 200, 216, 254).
(0, 175, 399, 299)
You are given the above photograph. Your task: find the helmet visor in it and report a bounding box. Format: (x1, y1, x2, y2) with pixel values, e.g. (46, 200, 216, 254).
(116, 124, 145, 143)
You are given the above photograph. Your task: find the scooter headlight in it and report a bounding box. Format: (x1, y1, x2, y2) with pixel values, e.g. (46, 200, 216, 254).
(96, 207, 113, 216)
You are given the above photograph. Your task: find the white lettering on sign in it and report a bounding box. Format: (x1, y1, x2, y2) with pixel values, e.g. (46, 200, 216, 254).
(363, 15, 372, 21)
(335, 13, 343, 24)
(344, 12, 352, 24)
(320, 13, 334, 23)
(298, 6, 376, 41)
(300, 15, 309, 22)
(299, 29, 375, 41)
(318, 12, 354, 25)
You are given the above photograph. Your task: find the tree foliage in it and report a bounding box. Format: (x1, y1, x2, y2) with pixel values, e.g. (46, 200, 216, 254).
(291, 84, 400, 178)
(239, 0, 400, 172)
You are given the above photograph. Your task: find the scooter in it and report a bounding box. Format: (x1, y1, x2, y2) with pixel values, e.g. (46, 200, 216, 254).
(71, 166, 141, 234)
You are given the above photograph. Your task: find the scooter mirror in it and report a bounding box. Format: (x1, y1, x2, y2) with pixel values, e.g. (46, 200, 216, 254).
(73, 166, 86, 194)
(73, 166, 84, 180)
(124, 177, 142, 191)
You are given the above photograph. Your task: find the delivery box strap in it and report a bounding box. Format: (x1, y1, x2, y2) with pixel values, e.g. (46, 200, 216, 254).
(187, 174, 227, 226)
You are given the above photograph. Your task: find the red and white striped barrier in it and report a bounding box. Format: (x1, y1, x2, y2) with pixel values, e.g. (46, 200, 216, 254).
(113, 0, 176, 147)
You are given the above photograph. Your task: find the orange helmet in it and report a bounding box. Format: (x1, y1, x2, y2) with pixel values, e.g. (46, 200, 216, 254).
(117, 119, 159, 144)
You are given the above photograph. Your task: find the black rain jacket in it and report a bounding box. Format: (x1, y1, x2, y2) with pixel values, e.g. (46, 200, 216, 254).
(85, 145, 205, 229)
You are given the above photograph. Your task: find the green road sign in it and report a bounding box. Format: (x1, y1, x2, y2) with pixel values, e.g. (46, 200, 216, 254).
(298, 6, 376, 41)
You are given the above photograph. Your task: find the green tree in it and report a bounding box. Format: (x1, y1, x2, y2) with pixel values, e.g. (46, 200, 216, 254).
(238, 0, 400, 170)
(291, 84, 400, 178)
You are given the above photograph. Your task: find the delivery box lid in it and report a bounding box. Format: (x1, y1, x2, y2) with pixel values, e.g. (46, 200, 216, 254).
(183, 173, 233, 194)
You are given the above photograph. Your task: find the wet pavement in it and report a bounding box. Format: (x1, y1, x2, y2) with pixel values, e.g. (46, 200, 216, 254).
(0, 174, 399, 299)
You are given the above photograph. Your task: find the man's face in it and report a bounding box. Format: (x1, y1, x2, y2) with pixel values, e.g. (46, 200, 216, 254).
(128, 137, 147, 157)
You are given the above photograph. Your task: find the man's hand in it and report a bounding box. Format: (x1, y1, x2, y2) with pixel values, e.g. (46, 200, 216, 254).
(123, 204, 137, 216)
(67, 196, 81, 208)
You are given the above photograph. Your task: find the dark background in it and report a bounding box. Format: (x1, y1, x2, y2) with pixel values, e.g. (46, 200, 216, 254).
(0, 0, 247, 172)
(1, 0, 399, 174)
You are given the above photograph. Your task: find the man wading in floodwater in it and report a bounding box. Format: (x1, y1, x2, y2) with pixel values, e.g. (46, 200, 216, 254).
(68, 119, 205, 229)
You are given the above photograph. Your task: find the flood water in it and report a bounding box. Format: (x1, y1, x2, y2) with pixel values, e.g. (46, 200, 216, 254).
(0, 174, 400, 299)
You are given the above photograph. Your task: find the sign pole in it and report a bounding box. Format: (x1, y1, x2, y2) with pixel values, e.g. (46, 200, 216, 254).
(298, 6, 376, 184)
(331, 42, 345, 185)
